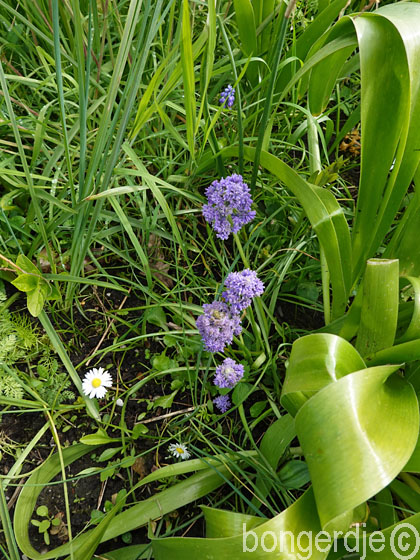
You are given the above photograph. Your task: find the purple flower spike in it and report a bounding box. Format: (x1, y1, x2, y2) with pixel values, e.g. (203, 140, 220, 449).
(214, 358, 244, 389)
(213, 394, 231, 413)
(222, 269, 265, 313)
(202, 174, 256, 240)
(219, 85, 235, 108)
(196, 301, 242, 353)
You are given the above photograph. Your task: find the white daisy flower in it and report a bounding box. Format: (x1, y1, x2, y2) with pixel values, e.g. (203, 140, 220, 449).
(168, 443, 190, 460)
(82, 367, 112, 399)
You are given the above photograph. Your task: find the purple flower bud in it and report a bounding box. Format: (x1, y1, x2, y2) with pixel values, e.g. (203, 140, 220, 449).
(214, 358, 244, 389)
(196, 301, 242, 353)
(213, 394, 231, 413)
(202, 174, 256, 240)
(222, 269, 265, 313)
(219, 85, 235, 108)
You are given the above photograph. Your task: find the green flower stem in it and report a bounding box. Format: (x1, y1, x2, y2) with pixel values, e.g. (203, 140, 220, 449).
(233, 233, 270, 355)
(218, 15, 244, 175)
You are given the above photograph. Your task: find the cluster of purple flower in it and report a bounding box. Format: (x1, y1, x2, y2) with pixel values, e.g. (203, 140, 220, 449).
(196, 270, 264, 413)
(219, 84, 235, 108)
(213, 394, 231, 413)
(197, 269, 265, 354)
(202, 174, 256, 240)
(223, 269, 265, 314)
(214, 358, 244, 389)
(196, 301, 242, 353)
(198, 169, 263, 414)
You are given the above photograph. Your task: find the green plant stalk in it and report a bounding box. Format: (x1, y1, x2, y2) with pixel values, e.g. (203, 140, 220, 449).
(218, 15, 244, 175)
(355, 259, 399, 357)
(233, 234, 269, 353)
(250, 0, 297, 193)
(37, 311, 100, 420)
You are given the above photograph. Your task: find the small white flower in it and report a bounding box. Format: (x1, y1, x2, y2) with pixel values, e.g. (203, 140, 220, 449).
(168, 443, 190, 460)
(82, 367, 112, 399)
(116, 398, 124, 407)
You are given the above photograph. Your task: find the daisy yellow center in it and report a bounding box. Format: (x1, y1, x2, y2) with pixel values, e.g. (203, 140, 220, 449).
(92, 378, 102, 388)
(176, 447, 184, 454)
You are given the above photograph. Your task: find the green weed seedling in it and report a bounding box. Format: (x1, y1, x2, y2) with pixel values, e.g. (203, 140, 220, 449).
(30, 505, 61, 546)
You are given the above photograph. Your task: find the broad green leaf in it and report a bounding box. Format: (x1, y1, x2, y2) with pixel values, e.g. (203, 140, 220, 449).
(11, 273, 38, 292)
(153, 390, 178, 409)
(366, 338, 420, 366)
(202, 506, 265, 539)
(351, 15, 410, 282)
(281, 333, 365, 416)
(245, 146, 351, 319)
(37, 519, 50, 533)
(255, 0, 275, 55)
(296, 365, 418, 532)
(152, 488, 326, 559)
(376, 5, 420, 274)
(355, 259, 399, 357)
(26, 279, 48, 317)
(278, 460, 310, 490)
(16, 254, 41, 275)
(277, 0, 352, 93)
(145, 306, 167, 329)
(308, 44, 356, 115)
(387, 174, 420, 276)
(232, 382, 253, 406)
(253, 414, 296, 503)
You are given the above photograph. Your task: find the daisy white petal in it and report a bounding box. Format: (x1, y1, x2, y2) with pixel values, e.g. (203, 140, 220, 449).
(82, 368, 112, 399)
(168, 443, 190, 460)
